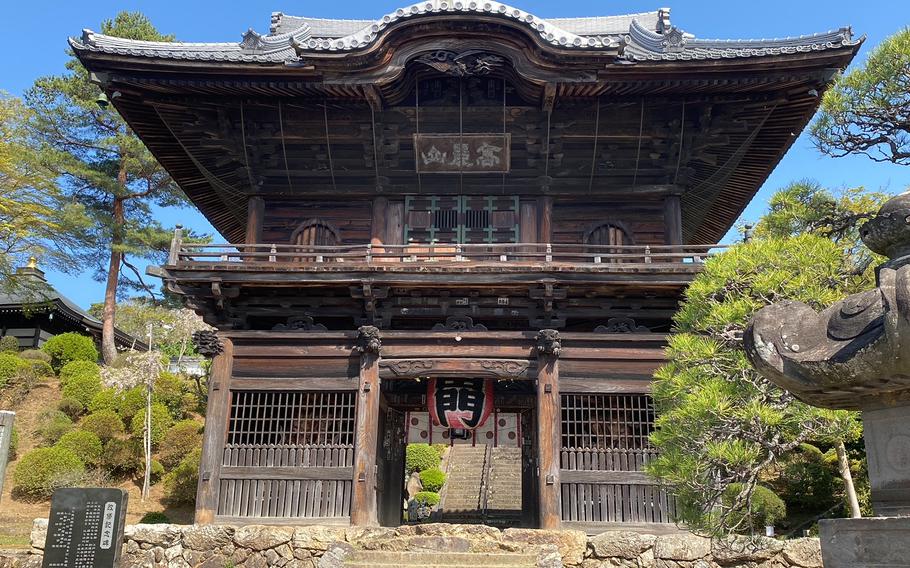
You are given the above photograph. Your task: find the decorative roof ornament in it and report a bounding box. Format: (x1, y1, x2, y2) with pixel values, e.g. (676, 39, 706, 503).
(240, 29, 266, 51)
(657, 7, 672, 34)
(535, 329, 561, 358)
(192, 330, 223, 358)
(415, 50, 505, 77)
(355, 325, 382, 355)
(860, 190, 910, 260)
(661, 27, 687, 53)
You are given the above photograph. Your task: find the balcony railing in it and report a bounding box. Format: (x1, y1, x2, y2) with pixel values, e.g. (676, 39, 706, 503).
(169, 235, 725, 268)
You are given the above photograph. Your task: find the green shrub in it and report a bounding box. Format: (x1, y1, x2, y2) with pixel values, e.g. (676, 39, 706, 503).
(724, 483, 787, 529)
(8, 425, 19, 459)
(88, 388, 120, 413)
(42, 333, 98, 372)
(57, 397, 85, 420)
(34, 410, 74, 446)
(431, 443, 448, 458)
(153, 371, 187, 417)
(119, 386, 146, 422)
(150, 459, 165, 484)
(61, 372, 102, 410)
(0, 353, 29, 388)
(406, 443, 441, 474)
(80, 410, 125, 443)
(13, 446, 85, 498)
(413, 491, 440, 506)
(19, 349, 50, 362)
(163, 448, 201, 505)
(160, 420, 203, 468)
(419, 468, 447, 492)
(55, 430, 103, 467)
(139, 511, 171, 524)
(130, 402, 173, 448)
(59, 360, 101, 387)
(101, 438, 143, 476)
(0, 335, 20, 352)
(26, 359, 54, 377)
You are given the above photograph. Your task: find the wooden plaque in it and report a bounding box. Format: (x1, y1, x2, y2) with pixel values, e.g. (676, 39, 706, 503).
(42, 488, 128, 568)
(414, 133, 510, 173)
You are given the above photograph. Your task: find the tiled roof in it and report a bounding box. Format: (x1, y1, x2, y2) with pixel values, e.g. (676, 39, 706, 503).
(70, 1, 858, 64)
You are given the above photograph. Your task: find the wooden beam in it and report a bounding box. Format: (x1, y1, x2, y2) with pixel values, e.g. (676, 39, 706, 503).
(663, 194, 682, 245)
(363, 85, 383, 112)
(536, 340, 561, 529)
(542, 83, 557, 113)
(244, 196, 264, 245)
(351, 346, 381, 526)
(195, 337, 233, 524)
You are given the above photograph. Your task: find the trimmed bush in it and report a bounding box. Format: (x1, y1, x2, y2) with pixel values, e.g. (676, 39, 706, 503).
(13, 446, 85, 499)
(42, 333, 98, 372)
(0, 335, 20, 352)
(119, 387, 146, 423)
(80, 410, 125, 443)
(34, 410, 74, 446)
(724, 483, 787, 529)
(153, 371, 187, 417)
(139, 511, 171, 524)
(432, 443, 448, 458)
(59, 360, 101, 387)
(413, 491, 440, 506)
(419, 468, 446, 492)
(0, 353, 29, 388)
(88, 388, 120, 413)
(101, 438, 143, 476)
(19, 349, 50, 362)
(163, 448, 201, 505)
(406, 443, 441, 474)
(55, 430, 103, 467)
(25, 358, 54, 377)
(57, 397, 85, 421)
(61, 372, 103, 410)
(9, 425, 19, 459)
(130, 402, 173, 448)
(150, 459, 165, 484)
(160, 420, 203, 468)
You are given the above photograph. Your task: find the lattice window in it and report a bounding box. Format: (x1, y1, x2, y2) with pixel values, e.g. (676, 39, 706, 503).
(405, 195, 518, 244)
(561, 394, 654, 452)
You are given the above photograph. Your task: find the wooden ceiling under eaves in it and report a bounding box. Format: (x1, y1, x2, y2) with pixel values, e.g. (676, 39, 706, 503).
(80, 34, 859, 245)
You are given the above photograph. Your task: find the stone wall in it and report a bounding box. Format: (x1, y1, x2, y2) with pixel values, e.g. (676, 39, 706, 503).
(0, 520, 824, 568)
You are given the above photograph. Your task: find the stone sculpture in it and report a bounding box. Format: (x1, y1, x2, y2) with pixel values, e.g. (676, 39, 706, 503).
(744, 191, 910, 567)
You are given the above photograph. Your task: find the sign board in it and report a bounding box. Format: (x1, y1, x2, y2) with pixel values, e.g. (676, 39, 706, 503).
(414, 133, 511, 173)
(42, 488, 128, 568)
(0, 411, 13, 503)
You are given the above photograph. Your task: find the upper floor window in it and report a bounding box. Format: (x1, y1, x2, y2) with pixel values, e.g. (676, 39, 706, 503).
(291, 218, 341, 247)
(405, 195, 519, 244)
(585, 221, 633, 247)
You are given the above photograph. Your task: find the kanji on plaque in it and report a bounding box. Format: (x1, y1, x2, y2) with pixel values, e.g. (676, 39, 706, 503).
(415, 134, 510, 173)
(428, 378, 494, 430)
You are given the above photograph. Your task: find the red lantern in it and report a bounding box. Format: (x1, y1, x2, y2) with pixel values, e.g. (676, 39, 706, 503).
(428, 378, 494, 430)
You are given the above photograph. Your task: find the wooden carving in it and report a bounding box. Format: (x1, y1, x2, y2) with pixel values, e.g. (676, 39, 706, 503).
(385, 359, 435, 377)
(415, 50, 504, 77)
(191, 330, 223, 358)
(355, 325, 382, 355)
(272, 316, 328, 331)
(480, 359, 529, 378)
(594, 318, 649, 333)
(431, 315, 488, 332)
(535, 329, 561, 358)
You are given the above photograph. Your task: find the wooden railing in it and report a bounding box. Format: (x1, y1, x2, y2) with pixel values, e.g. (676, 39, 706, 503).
(169, 231, 725, 267)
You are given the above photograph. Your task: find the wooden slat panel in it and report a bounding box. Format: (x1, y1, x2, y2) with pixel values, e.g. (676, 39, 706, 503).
(221, 467, 353, 480)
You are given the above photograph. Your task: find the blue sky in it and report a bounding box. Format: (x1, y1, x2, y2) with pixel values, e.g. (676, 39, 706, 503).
(2, 1, 908, 309)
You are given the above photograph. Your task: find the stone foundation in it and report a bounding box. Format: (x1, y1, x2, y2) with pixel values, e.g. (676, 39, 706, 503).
(0, 520, 824, 568)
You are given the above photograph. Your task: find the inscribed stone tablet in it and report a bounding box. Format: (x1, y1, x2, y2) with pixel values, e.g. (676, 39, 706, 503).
(42, 487, 128, 568)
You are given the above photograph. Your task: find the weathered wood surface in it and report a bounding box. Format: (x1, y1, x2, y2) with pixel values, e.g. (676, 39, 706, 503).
(350, 350, 380, 526)
(195, 338, 233, 524)
(536, 352, 561, 530)
(245, 196, 264, 245)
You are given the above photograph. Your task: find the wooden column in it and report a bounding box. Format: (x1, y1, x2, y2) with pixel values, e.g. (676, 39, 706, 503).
(664, 194, 682, 246)
(244, 196, 264, 245)
(195, 336, 233, 524)
(538, 196, 553, 243)
(535, 330, 561, 529)
(351, 326, 382, 526)
(370, 196, 388, 247)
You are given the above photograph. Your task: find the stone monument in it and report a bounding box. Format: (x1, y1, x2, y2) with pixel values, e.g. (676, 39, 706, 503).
(744, 191, 910, 567)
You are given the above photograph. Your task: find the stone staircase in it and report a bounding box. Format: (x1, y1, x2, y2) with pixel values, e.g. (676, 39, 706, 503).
(439, 445, 522, 526)
(342, 550, 539, 568)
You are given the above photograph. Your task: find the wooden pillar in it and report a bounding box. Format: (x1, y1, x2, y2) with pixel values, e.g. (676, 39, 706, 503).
(535, 330, 561, 529)
(0, 411, 14, 505)
(195, 336, 232, 524)
(351, 326, 382, 526)
(371, 196, 388, 247)
(538, 196, 553, 243)
(244, 196, 264, 245)
(664, 194, 682, 246)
